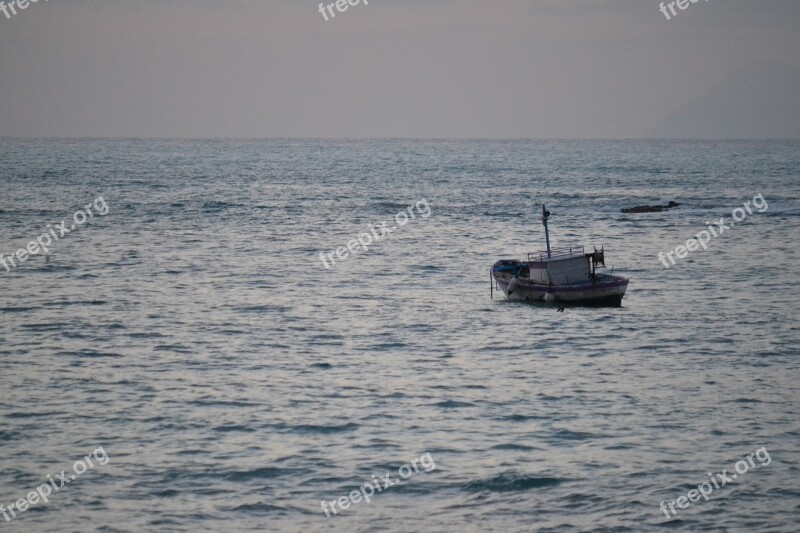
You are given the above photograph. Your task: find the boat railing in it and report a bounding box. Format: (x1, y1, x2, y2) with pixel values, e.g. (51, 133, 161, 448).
(527, 245, 585, 263)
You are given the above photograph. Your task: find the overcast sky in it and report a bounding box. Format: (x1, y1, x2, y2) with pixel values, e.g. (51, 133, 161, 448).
(0, 0, 798, 138)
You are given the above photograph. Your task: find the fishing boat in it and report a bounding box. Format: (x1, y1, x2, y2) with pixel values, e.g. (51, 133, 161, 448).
(491, 205, 629, 307)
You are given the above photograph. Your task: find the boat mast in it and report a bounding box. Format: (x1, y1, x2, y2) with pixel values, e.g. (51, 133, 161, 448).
(541, 204, 552, 258)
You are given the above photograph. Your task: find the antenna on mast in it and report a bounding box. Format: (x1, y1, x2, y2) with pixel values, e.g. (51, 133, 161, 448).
(541, 204, 552, 258)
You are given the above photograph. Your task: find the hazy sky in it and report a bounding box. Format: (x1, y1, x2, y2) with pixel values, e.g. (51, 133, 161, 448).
(1, 0, 799, 138)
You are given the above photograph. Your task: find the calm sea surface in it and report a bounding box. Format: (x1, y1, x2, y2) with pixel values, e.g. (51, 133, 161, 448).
(1, 140, 799, 532)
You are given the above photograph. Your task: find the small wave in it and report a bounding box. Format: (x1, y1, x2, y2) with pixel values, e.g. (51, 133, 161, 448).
(372, 201, 411, 212)
(309, 333, 343, 340)
(369, 342, 410, 350)
(153, 344, 193, 353)
(292, 422, 359, 434)
(410, 265, 443, 272)
(21, 322, 71, 331)
(464, 472, 562, 493)
(223, 467, 295, 482)
(42, 169, 67, 178)
(213, 424, 256, 433)
(202, 201, 240, 211)
(219, 329, 248, 335)
(189, 399, 260, 408)
(537, 393, 570, 401)
(174, 449, 207, 456)
(56, 350, 124, 358)
(490, 443, 537, 451)
(153, 489, 180, 498)
(62, 331, 92, 339)
(231, 502, 306, 515)
(503, 414, 545, 422)
(33, 298, 105, 308)
(237, 305, 290, 313)
(433, 400, 474, 409)
(6, 411, 64, 419)
(127, 332, 167, 338)
(550, 429, 596, 441)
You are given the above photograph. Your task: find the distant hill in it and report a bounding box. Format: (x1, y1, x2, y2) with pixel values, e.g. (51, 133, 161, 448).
(648, 62, 800, 139)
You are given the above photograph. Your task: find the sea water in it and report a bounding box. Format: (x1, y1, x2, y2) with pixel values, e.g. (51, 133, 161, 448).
(1, 139, 798, 531)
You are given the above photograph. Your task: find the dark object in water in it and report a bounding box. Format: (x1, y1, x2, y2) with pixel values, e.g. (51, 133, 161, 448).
(621, 201, 680, 214)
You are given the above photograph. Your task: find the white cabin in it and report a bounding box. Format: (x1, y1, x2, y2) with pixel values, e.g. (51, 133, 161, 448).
(527, 246, 590, 286)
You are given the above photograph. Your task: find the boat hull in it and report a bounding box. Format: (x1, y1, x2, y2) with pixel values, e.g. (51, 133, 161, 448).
(492, 271, 629, 307)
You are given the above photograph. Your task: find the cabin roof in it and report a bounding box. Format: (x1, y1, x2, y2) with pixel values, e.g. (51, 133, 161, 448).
(527, 245, 585, 263)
